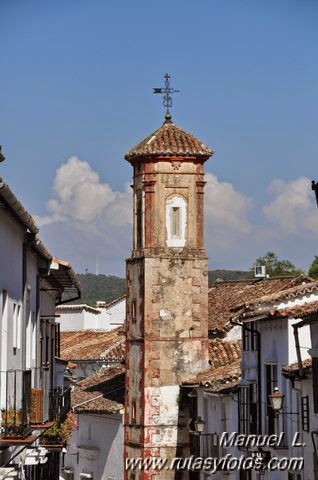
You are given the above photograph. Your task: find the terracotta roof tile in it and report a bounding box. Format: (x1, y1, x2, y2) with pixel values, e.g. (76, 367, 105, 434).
(125, 122, 213, 161)
(208, 276, 313, 334)
(234, 279, 318, 311)
(259, 300, 318, 320)
(72, 365, 125, 414)
(183, 339, 242, 391)
(282, 357, 312, 375)
(234, 281, 318, 321)
(60, 327, 125, 361)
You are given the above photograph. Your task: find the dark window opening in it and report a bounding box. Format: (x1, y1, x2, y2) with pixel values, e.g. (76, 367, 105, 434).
(132, 400, 137, 423)
(238, 384, 258, 436)
(242, 323, 258, 351)
(266, 364, 277, 434)
(136, 196, 142, 249)
(171, 206, 181, 238)
(132, 300, 137, 323)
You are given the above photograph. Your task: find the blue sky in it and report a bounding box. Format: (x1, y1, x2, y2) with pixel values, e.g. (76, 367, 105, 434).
(1, 0, 318, 275)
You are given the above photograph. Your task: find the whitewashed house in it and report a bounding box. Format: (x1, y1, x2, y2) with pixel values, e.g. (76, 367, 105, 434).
(98, 295, 126, 330)
(61, 365, 125, 480)
(182, 276, 314, 480)
(56, 295, 125, 332)
(280, 295, 318, 480)
(56, 304, 104, 331)
(0, 177, 81, 480)
(232, 278, 318, 480)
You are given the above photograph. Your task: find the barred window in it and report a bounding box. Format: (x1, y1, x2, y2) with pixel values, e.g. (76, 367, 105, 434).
(238, 384, 258, 436)
(266, 364, 278, 434)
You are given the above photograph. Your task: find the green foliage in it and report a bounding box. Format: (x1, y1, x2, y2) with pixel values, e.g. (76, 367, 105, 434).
(78, 271, 251, 303)
(250, 251, 303, 278)
(42, 412, 77, 444)
(75, 273, 125, 306)
(308, 256, 318, 279)
(42, 419, 61, 442)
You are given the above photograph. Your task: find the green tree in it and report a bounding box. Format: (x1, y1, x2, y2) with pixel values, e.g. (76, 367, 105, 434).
(308, 256, 318, 279)
(250, 251, 303, 278)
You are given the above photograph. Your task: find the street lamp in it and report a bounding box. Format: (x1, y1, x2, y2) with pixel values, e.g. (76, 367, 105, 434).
(0, 146, 5, 163)
(269, 387, 285, 412)
(312, 181, 318, 207)
(194, 416, 205, 434)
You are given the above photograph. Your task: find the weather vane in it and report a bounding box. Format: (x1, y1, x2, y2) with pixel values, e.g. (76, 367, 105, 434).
(153, 73, 179, 122)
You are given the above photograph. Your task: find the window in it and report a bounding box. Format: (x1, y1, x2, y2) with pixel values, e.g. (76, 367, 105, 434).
(238, 384, 258, 436)
(301, 396, 310, 431)
(166, 196, 187, 247)
(132, 400, 137, 423)
(55, 322, 61, 357)
(171, 207, 181, 237)
(242, 322, 258, 351)
(239, 470, 251, 480)
(313, 357, 318, 414)
(265, 364, 278, 434)
(12, 303, 21, 353)
(136, 195, 142, 249)
(131, 300, 137, 323)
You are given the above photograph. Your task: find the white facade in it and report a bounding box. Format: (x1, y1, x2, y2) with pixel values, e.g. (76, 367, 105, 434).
(0, 177, 80, 479)
(57, 305, 105, 331)
(103, 297, 125, 330)
(238, 293, 316, 480)
(62, 412, 124, 480)
(57, 297, 125, 332)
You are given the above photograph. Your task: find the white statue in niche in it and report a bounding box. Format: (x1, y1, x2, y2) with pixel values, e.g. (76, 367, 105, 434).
(166, 196, 187, 247)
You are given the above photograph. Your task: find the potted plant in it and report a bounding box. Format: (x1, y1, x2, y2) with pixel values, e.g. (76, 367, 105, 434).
(41, 412, 77, 448)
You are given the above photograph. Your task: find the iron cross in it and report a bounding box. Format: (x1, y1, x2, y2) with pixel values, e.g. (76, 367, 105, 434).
(153, 73, 179, 117)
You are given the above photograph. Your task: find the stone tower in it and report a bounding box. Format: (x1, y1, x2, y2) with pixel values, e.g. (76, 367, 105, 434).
(124, 113, 213, 479)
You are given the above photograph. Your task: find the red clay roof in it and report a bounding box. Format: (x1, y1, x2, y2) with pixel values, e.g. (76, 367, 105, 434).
(183, 339, 242, 391)
(125, 121, 213, 161)
(282, 357, 312, 375)
(72, 365, 125, 414)
(233, 280, 318, 321)
(208, 275, 313, 334)
(60, 327, 125, 361)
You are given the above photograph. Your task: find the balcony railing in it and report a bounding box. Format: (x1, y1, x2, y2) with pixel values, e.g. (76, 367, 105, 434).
(190, 432, 226, 459)
(1, 369, 32, 438)
(49, 388, 71, 422)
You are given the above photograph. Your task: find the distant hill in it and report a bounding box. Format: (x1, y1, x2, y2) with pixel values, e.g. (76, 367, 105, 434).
(208, 269, 250, 284)
(76, 273, 125, 307)
(75, 270, 250, 307)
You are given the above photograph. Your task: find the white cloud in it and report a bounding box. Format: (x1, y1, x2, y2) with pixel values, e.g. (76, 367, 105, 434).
(37, 156, 132, 227)
(36, 158, 318, 275)
(205, 173, 252, 247)
(263, 176, 318, 234)
(36, 159, 256, 274)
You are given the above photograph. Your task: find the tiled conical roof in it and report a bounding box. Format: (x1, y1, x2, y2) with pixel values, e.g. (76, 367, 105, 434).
(125, 117, 213, 161)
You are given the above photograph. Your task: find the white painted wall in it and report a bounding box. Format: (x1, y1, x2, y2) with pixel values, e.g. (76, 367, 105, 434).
(63, 412, 124, 480)
(58, 299, 125, 332)
(196, 388, 239, 480)
(104, 299, 125, 330)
